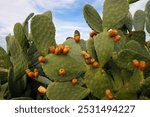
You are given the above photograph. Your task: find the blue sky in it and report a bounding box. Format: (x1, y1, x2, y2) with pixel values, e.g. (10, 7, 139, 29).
(0, 0, 149, 49)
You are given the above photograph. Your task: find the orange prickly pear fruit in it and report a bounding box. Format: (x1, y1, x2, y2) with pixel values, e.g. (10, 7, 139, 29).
(34, 72, 39, 78)
(132, 59, 140, 68)
(139, 61, 147, 71)
(109, 29, 118, 37)
(50, 46, 55, 53)
(63, 47, 70, 55)
(26, 69, 31, 74)
(58, 44, 64, 52)
(105, 89, 113, 100)
(92, 62, 99, 68)
(90, 31, 97, 38)
(38, 56, 46, 63)
(59, 69, 65, 75)
(113, 35, 121, 42)
(71, 78, 78, 85)
(85, 59, 91, 65)
(55, 48, 61, 55)
(65, 45, 70, 49)
(74, 35, 80, 43)
(84, 53, 90, 59)
(81, 51, 87, 56)
(28, 72, 34, 78)
(90, 58, 95, 64)
(38, 86, 47, 94)
(34, 68, 38, 72)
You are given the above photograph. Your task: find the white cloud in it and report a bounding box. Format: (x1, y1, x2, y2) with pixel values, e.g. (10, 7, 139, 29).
(30, 0, 77, 11)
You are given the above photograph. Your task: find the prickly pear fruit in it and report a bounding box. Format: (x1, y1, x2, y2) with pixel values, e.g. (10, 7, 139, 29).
(71, 78, 78, 85)
(38, 56, 46, 63)
(109, 29, 118, 37)
(92, 62, 99, 68)
(90, 31, 97, 38)
(59, 69, 65, 75)
(132, 59, 140, 68)
(38, 86, 47, 94)
(113, 35, 121, 42)
(50, 46, 55, 53)
(139, 61, 146, 71)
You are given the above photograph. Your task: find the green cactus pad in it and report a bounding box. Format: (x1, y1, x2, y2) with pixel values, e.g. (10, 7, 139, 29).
(125, 12, 133, 32)
(115, 87, 137, 100)
(42, 54, 86, 82)
(83, 4, 102, 32)
(27, 43, 41, 67)
(31, 15, 56, 56)
(46, 82, 90, 100)
(35, 76, 52, 86)
(8, 68, 27, 97)
(14, 23, 29, 53)
(128, 69, 144, 93)
(103, 0, 129, 29)
(43, 11, 52, 19)
(94, 31, 114, 67)
(133, 10, 146, 31)
(63, 39, 85, 63)
(86, 38, 97, 60)
(111, 65, 123, 90)
(79, 39, 86, 51)
(23, 13, 34, 38)
(146, 18, 150, 33)
(113, 30, 126, 53)
(85, 68, 113, 99)
(7, 36, 28, 80)
(0, 47, 11, 69)
(128, 31, 146, 46)
(145, 0, 150, 20)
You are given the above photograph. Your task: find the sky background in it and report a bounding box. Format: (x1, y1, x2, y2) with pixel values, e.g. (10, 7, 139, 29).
(0, 0, 149, 49)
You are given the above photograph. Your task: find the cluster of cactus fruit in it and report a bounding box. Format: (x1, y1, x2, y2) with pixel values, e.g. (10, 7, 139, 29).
(1, 0, 150, 100)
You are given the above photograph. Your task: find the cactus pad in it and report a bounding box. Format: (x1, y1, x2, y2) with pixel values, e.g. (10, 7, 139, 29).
(42, 54, 86, 82)
(133, 10, 146, 31)
(103, 0, 129, 29)
(83, 4, 102, 32)
(31, 15, 56, 55)
(94, 31, 114, 67)
(46, 82, 90, 100)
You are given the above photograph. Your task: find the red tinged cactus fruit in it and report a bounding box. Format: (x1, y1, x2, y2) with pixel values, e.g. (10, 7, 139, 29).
(84, 53, 91, 59)
(26, 69, 31, 74)
(71, 78, 78, 85)
(109, 29, 118, 37)
(81, 51, 87, 56)
(90, 31, 97, 38)
(105, 89, 113, 100)
(38, 86, 47, 94)
(58, 44, 64, 52)
(58, 69, 65, 75)
(85, 59, 91, 65)
(55, 48, 61, 55)
(113, 35, 121, 42)
(63, 47, 69, 55)
(38, 56, 46, 63)
(28, 72, 34, 78)
(132, 59, 140, 68)
(90, 58, 95, 64)
(50, 46, 55, 53)
(139, 61, 147, 71)
(92, 62, 99, 68)
(34, 72, 39, 78)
